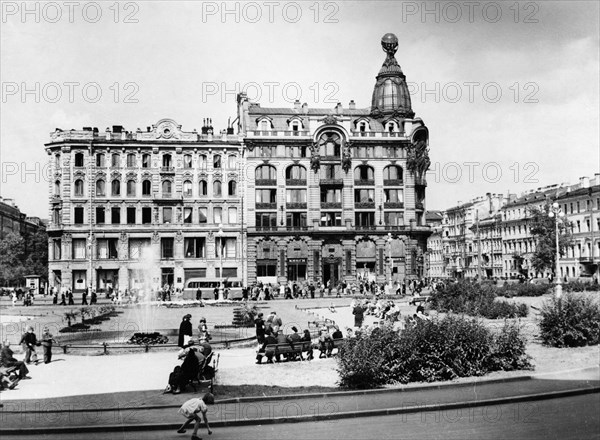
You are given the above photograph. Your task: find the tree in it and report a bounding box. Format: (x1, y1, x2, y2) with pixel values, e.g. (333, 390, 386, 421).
(528, 202, 573, 276)
(23, 229, 49, 283)
(0, 232, 26, 286)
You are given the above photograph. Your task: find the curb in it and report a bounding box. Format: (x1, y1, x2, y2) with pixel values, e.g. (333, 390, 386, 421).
(1, 385, 598, 435)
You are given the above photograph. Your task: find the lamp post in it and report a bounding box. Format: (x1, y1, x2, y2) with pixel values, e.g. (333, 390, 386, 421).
(217, 224, 224, 301)
(548, 202, 564, 299)
(387, 233, 393, 290)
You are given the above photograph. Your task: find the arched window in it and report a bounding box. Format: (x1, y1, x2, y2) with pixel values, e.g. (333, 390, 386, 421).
(385, 121, 398, 133)
(183, 180, 193, 197)
(383, 165, 403, 182)
(162, 180, 172, 196)
(213, 154, 221, 169)
(183, 154, 192, 169)
(126, 153, 136, 167)
(141, 153, 150, 168)
(96, 153, 105, 167)
(54, 180, 61, 196)
(126, 180, 136, 197)
(111, 153, 120, 167)
(317, 132, 342, 157)
(286, 165, 307, 181)
(74, 179, 84, 197)
(354, 165, 374, 182)
(199, 180, 207, 196)
(259, 119, 271, 131)
(228, 154, 237, 169)
(96, 179, 106, 196)
(228, 180, 237, 196)
(142, 179, 151, 196)
(213, 180, 222, 197)
(74, 153, 84, 167)
(111, 179, 121, 196)
(255, 165, 277, 180)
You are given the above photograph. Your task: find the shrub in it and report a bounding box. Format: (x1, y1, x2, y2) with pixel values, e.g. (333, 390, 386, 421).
(562, 281, 600, 293)
(337, 316, 532, 389)
(431, 281, 528, 319)
(501, 283, 550, 297)
(539, 294, 600, 347)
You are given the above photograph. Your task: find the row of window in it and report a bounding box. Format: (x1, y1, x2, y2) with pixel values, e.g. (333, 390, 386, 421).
(254, 188, 404, 205)
(256, 117, 401, 133)
(59, 152, 238, 169)
(255, 211, 405, 228)
(52, 236, 237, 260)
(62, 179, 238, 198)
(251, 145, 404, 159)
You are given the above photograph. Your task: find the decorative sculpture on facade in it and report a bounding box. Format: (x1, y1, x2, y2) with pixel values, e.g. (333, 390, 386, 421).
(341, 141, 353, 173)
(309, 142, 321, 172)
(406, 138, 431, 181)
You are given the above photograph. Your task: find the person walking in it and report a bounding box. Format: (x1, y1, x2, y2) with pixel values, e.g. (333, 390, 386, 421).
(67, 289, 74, 305)
(19, 327, 38, 364)
(176, 393, 214, 439)
(178, 314, 193, 348)
(82, 287, 89, 305)
(40, 327, 56, 364)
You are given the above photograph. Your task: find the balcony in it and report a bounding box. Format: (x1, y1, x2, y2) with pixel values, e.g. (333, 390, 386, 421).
(285, 179, 307, 186)
(354, 179, 375, 186)
(320, 178, 343, 186)
(354, 202, 376, 209)
(160, 166, 175, 174)
(384, 202, 404, 209)
(286, 202, 307, 210)
(255, 179, 277, 186)
(255, 225, 277, 231)
(356, 225, 376, 231)
(579, 257, 596, 264)
(383, 179, 404, 186)
(256, 202, 277, 210)
(286, 225, 309, 232)
(321, 202, 342, 209)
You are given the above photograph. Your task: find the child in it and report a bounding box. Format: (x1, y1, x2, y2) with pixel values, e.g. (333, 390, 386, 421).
(177, 393, 214, 439)
(40, 327, 56, 364)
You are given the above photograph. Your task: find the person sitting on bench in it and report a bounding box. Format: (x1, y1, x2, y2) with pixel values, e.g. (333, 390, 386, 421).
(0, 341, 30, 380)
(255, 330, 277, 364)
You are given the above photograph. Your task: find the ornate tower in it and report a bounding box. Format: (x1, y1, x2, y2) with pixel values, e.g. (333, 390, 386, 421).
(370, 33, 414, 119)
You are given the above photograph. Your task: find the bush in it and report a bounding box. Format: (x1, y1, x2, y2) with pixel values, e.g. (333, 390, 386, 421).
(539, 294, 600, 347)
(501, 283, 550, 297)
(337, 316, 532, 389)
(431, 281, 528, 319)
(562, 281, 599, 293)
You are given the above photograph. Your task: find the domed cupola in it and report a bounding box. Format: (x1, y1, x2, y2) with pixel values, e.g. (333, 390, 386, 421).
(370, 33, 414, 119)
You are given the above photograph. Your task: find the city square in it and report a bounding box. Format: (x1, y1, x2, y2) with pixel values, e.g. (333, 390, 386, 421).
(1, 1, 599, 439)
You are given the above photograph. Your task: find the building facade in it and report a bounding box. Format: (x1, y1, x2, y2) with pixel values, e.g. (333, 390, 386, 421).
(238, 33, 432, 287)
(45, 120, 244, 293)
(0, 196, 46, 239)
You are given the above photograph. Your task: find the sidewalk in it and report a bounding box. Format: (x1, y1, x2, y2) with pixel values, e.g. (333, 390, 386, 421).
(1, 367, 598, 434)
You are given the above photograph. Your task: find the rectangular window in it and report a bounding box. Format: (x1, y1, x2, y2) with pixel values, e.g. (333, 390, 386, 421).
(199, 208, 208, 224)
(74, 207, 84, 224)
(228, 207, 238, 224)
(216, 268, 238, 278)
(127, 207, 136, 224)
(257, 264, 277, 277)
(286, 212, 307, 228)
(142, 207, 152, 224)
(129, 238, 150, 259)
(184, 237, 206, 258)
(256, 212, 277, 229)
(97, 238, 119, 259)
(346, 250, 352, 275)
(72, 238, 87, 259)
(163, 207, 173, 224)
(384, 212, 404, 226)
(320, 189, 342, 203)
(53, 240, 61, 260)
(320, 212, 342, 227)
(96, 207, 105, 224)
(183, 207, 193, 224)
(111, 207, 121, 224)
(161, 238, 174, 259)
(213, 207, 222, 224)
(286, 189, 307, 203)
(255, 189, 277, 203)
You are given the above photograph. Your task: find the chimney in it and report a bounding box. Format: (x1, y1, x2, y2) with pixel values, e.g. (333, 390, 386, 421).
(335, 102, 342, 114)
(349, 100, 356, 110)
(302, 103, 308, 114)
(595, 173, 600, 185)
(580, 176, 590, 188)
(294, 100, 301, 110)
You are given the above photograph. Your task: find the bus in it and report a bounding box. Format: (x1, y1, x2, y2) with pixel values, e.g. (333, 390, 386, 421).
(182, 278, 243, 300)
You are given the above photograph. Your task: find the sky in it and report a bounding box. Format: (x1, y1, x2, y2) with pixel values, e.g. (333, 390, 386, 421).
(1, 0, 599, 218)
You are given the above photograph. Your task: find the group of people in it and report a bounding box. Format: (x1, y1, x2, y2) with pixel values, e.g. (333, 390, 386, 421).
(166, 314, 215, 395)
(0, 326, 56, 391)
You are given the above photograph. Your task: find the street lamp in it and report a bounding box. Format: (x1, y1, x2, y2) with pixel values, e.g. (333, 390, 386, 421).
(387, 232, 393, 291)
(217, 224, 224, 301)
(548, 202, 564, 299)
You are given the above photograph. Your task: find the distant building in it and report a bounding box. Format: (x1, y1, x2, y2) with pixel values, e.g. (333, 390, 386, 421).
(0, 196, 46, 239)
(425, 210, 444, 278)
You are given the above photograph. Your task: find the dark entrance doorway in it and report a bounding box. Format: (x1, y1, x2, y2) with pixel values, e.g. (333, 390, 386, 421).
(323, 259, 340, 286)
(161, 268, 174, 287)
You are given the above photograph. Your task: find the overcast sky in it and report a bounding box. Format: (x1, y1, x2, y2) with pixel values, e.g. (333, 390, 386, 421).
(1, 0, 598, 218)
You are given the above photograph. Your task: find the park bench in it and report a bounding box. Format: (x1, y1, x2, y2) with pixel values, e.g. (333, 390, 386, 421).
(408, 295, 431, 306)
(314, 338, 345, 357)
(190, 352, 219, 393)
(264, 341, 313, 361)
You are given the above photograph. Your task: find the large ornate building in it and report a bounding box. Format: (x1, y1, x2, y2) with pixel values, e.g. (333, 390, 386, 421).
(238, 33, 432, 287)
(45, 121, 243, 293)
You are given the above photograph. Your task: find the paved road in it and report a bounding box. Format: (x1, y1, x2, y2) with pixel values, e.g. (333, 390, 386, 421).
(4, 393, 599, 440)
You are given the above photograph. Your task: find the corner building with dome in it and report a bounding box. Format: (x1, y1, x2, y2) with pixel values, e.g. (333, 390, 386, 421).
(238, 33, 432, 287)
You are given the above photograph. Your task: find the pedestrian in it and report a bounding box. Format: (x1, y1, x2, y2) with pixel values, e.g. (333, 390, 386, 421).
(198, 317, 211, 341)
(82, 288, 88, 305)
(19, 326, 38, 364)
(67, 289, 74, 305)
(90, 289, 97, 305)
(196, 288, 202, 301)
(178, 314, 193, 348)
(254, 312, 265, 346)
(176, 393, 214, 439)
(40, 327, 56, 364)
(352, 301, 365, 328)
